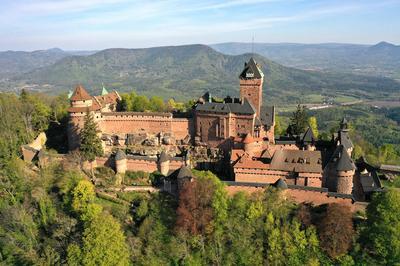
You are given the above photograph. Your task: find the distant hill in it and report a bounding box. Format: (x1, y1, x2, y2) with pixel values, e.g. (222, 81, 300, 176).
(211, 42, 400, 78)
(0, 48, 96, 79)
(3, 44, 400, 104)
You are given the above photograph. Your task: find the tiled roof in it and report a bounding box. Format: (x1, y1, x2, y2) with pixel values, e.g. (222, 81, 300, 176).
(94, 91, 120, 107)
(269, 149, 323, 173)
(67, 97, 102, 113)
(70, 85, 92, 101)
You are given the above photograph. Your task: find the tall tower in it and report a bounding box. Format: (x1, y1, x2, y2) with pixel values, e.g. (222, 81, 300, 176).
(67, 85, 94, 150)
(239, 57, 264, 117)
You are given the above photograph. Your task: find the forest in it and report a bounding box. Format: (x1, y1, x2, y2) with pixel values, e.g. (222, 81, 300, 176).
(0, 90, 399, 265)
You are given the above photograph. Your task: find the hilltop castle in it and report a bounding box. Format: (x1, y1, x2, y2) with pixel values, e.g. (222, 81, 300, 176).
(66, 58, 379, 208)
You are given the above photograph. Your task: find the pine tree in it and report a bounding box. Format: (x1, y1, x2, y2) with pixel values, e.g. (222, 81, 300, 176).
(288, 104, 308, 135)
(79, 111, 103, 162)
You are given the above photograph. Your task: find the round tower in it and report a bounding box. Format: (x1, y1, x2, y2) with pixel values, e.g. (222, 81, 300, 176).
(68, 85, 94, 150)
(336, 170, 354, 194)
(158, 151, 170, 176)
(243, 133, 256, 155)
(334, 146, 355, 194)
(115, 149, 127, 174)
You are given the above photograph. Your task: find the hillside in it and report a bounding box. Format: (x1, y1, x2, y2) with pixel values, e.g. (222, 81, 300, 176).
(211, 42, 400, 78)
(0, 48, 97, 79)
(0, 48, 70, 78)
(7, 44, 400, 105)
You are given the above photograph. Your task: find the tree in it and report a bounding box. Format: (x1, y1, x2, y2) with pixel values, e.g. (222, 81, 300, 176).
(308, 116, 319, 138)
(68, 213, 130, 266)
(79, 111, 103, 162)
(175, 178, 214, 235)
(363, 189, 400, 264)
(71, 180, 102, 222)
(149, 96, 165, 112)
(288, 104, 308, 135)
(318, 203, 354, 258)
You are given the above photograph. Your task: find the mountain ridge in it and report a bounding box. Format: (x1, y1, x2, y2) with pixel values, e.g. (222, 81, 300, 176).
(4, 44, 399, 105)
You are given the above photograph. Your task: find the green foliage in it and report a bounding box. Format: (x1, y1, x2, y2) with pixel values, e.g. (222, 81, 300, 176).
(362, 189, 400, 264)
(71, 179, 103, 222)
(308, 116, 319, 138)
(288, 104, 308, 135)
(79, 111, 103, 162)
(69, 213, 130, 266)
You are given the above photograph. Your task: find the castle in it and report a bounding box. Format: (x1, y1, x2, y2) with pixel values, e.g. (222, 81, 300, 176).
(67, 58, 380, 208)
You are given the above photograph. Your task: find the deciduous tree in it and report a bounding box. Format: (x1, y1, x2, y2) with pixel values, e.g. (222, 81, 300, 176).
(318, 203, 354, 258)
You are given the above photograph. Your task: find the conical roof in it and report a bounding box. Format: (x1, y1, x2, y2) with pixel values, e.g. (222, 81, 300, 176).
(274, 178, 288, 189)
(302, 127, 315, 143)
(177, 166, 193, 179)
(340, 117, 349, 130)
(101, 84, 109, 95)
(243, 133, 255, 144)
(70, 85, 92, 101)
(158, 151, 170, 163)
(115, 149, 127, 161)
(336, 146, 355, 171)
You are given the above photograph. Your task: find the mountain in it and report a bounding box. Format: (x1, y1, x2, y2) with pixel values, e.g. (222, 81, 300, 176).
(0, 48, 97, 79)
(211, 42, 400, 78)
(5, 44, 400, 104)
(0, 48, 70, 78)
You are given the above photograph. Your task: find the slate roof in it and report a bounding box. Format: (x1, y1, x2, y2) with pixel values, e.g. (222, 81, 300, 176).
(158, 151, 170, 163)
(239, 57, 264, 79)
(269, 149, 323, 173)
(70, 85, 92, 101)
(274, 178, 288, 189)
(115, 149, 127, 160)
(302, 127, 316, 143)
(195, 98, 255, 115)
(259, 106, 275, 128)
(338, 131, 353, 150)
(168, 166, 194, 180)
(331, 145, 356, 171)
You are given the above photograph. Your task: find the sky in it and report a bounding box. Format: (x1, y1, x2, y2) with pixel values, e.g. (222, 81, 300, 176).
(1, 0, 399, 51)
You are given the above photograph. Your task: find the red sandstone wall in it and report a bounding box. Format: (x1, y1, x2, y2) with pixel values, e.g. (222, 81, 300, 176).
(225, 186, 354, 210)
(288, 189, 353, 209)
(240, 79, 262, 117)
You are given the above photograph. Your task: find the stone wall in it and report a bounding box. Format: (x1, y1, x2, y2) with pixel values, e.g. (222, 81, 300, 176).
(225, 185, 354, 210)
(239, 79, 263, 117)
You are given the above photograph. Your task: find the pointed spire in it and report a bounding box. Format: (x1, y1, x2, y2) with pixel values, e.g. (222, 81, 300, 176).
(70, 85, 92, 101)
(340, 117, 348, 130)
(177, 166, 193, 179)
(335, 146, 355, 171)
(158, 151, 170, 163)
(101, 83, 109, 95)
(274, 178, 288, 189)
(115, 149, 127, 161)
(239, 57, 263, 79)
(302, 127, 315, 143)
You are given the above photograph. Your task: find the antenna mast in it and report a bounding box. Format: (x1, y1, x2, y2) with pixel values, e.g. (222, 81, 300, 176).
(251, 34, 254, 55)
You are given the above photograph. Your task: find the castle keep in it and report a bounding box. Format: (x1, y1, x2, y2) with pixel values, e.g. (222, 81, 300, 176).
(66, 58, 377, 207)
